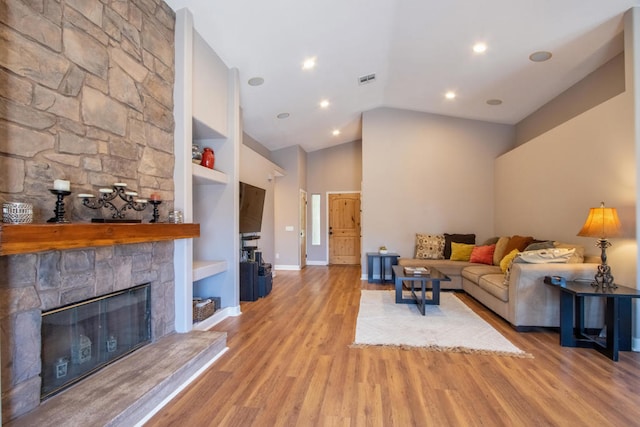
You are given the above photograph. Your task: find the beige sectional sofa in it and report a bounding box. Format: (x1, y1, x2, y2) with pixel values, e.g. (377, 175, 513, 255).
(398, 234, 603, 330)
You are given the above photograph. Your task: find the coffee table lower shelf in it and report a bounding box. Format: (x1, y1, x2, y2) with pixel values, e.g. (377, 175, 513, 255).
(392, 265, 451, 315)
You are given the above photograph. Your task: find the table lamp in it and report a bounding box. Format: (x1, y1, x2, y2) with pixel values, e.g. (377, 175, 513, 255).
(577, 202, 622, 290)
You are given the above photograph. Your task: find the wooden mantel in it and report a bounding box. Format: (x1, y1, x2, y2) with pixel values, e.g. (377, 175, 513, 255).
(0, 223, 200, 256)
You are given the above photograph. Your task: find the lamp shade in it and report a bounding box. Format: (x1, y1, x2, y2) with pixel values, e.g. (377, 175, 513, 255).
(577, 202, 622, 239)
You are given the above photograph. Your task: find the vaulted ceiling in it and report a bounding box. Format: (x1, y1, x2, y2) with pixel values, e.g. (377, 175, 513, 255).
(165, 0, 640, 152)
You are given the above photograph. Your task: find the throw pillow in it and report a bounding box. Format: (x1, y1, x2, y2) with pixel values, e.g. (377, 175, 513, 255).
(503, 235, 534, 255)
(481, 236, 500, 246)
(450, 242, 475, 261)
(524, 240, 554, 251)
(469, 244, 496, 265)
(500, 249, 519, 273)
(443, 233, 476, 259)
(415, 233, 445, 259)
(554, 242, 585, 263)
(517, 248, 575, 264)
(493, 236, 510, 266)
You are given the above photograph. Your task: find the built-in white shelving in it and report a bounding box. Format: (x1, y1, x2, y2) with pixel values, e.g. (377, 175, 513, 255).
(173, 8, 240, 333)
(193, 260, 228, 281)
(192, 163, 229, 186)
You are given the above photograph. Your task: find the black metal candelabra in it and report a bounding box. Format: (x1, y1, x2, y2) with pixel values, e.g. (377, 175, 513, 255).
(149, 200, 162, 223)
(47, 189, 71, 223)
(79, 184, 147, 222)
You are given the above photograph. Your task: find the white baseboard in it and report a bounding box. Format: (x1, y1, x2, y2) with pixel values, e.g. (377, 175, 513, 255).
(275, 265, 301, 270)
(193, 306, 241, 331)
(633, 337, 640, 352)
(306, 260, 328, 266)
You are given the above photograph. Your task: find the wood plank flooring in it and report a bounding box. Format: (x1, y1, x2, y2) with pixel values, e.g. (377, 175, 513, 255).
(147, 265, 640, 426)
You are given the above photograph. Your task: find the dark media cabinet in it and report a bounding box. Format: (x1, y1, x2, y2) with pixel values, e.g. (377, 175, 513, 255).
(239, 244, 272, 301)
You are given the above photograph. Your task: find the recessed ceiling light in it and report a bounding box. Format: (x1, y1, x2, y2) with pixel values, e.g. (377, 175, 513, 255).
(473, 43, 487, 53)
(445, 91, 456, 100)
(529, 51, 552, 62)
(332, 129, 340, 136)
(320, 100, 330, 108)
(277, 112, 290, 119)
(302, 57, 316, 70)
(486, 99, 503, 106)
(248, 77, 264, 86)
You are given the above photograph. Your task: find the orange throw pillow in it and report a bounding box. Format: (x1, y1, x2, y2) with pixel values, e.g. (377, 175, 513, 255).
(469, 244, 496, 265)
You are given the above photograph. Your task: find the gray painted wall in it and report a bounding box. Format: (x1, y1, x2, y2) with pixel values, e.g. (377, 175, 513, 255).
(306, 140, 363, 263)
(515, 51, 625, 146)
(361, 107, 515, 276)
(271, 145, 307, 268)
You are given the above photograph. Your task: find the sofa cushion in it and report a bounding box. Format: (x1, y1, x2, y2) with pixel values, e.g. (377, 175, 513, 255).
(450, 242, 475, 261)
(443, 233, 476, 259)
(469, 244, 495, 265)
(503, 235, 534, 255)
(478, 274, 509, 302)
(493, 236, 510, 266)
(398, 258, 473, 277)
(461, 265, 502, 283)
(414, 233, 445, 259)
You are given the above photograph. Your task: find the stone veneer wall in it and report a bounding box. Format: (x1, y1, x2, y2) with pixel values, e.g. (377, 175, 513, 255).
(0, 0, 177, 420)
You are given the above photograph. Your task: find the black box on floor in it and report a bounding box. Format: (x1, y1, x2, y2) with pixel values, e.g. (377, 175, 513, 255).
(258, 272, 272, 297)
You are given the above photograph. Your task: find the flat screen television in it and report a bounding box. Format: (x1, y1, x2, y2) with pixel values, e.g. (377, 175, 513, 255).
(239, 181, 266, 233)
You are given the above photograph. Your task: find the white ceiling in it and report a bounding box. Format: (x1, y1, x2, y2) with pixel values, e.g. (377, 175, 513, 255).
(164, 0, 640, 153)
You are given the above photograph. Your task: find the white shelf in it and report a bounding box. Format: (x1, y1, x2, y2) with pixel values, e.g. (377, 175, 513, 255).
(193, 260, 228, 281)
(192, 163, 229, 185)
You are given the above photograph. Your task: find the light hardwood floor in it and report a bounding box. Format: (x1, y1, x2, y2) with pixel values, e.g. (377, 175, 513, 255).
(147, 265, 640, 426)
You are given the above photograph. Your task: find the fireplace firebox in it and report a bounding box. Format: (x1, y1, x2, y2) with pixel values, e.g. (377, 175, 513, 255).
(40, 283, 151, 399)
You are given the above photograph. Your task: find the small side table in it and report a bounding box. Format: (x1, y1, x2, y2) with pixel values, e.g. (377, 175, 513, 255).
(366, 252, 400, 283)
(545, 277, 640, 361)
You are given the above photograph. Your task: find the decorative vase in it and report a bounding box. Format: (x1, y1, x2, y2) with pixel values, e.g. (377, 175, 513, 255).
(200, 147, 215, 169)
(191, 144, 202, 164)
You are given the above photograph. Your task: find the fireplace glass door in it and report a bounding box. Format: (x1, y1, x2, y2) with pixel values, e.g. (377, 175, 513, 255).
(41, 283, 151, 399)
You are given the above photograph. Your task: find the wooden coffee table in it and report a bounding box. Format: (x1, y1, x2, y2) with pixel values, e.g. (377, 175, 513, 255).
(392, 265, 451, 315)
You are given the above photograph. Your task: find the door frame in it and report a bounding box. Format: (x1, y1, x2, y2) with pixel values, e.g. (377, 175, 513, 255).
(299, 189, 307, 268)
(325, 190, 361, 265)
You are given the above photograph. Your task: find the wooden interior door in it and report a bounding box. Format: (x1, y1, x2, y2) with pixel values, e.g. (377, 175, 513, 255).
(328, 193, 361, 265)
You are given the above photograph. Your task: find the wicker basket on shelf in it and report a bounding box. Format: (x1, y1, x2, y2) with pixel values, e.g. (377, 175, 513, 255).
(193, 298, 215, 322)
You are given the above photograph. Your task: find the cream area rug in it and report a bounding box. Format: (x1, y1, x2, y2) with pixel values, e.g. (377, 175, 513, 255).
(353, 290, 531, 358)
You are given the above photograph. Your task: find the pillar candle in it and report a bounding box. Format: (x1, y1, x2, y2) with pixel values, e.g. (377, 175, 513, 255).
(53, 179, 70, 191)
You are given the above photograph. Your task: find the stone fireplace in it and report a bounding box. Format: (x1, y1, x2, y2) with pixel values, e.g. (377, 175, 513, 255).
(0, 0, 178, 421)
(41, 282, 151, 399)
(0, 241, 176, 419)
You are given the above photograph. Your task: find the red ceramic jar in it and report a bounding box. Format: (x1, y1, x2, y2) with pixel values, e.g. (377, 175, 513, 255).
(200, 147, 215, 169)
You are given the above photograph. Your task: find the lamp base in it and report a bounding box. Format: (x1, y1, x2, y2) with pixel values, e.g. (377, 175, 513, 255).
(591, 238, 617, 292)
(592, 263, 617, 291)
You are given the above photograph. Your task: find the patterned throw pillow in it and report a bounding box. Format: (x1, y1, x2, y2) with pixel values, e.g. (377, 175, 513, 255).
(415, 233, 445, 259)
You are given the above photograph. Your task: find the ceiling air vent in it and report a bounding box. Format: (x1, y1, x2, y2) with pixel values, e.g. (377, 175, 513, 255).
(358, 73, 376, 85)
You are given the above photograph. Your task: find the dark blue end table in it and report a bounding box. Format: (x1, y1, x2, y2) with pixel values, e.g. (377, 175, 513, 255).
(545, 277, 640, 361)
(366, 252, 400, 283)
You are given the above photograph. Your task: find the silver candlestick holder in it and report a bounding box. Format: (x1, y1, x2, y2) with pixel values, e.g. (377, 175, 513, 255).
(78, 183, 148, 223)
